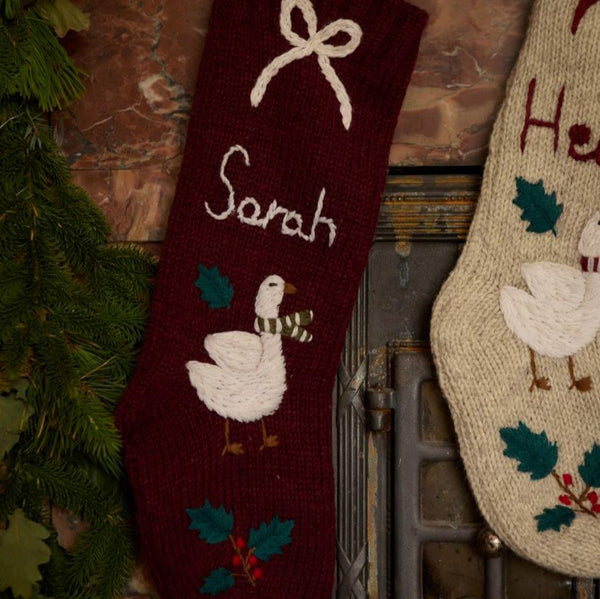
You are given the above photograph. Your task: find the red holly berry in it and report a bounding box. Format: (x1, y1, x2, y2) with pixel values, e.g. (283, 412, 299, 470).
(588, 491, 599, 505)
(592, 504, 600, 514)
(235, 537, 245, 549)
(562, 473, 573, 486)
(249, 555, 259, 566)
(232, 555, 242, 567)
(253, 568, 264, 580)
(558, 495, 572, 506)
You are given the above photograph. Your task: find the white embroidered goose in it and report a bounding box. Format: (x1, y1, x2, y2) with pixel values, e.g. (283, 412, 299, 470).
(500, 212, 600, 392)
(186, 275, 312, 455)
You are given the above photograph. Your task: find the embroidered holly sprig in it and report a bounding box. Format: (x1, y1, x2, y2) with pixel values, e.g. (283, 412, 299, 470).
(187, 500, 295, 595)
(500, 421, 600, 532)
(512, 177, 563, 237)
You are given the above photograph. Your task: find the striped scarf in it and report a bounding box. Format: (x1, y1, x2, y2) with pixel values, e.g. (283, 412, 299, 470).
(254, 310, 314, 342)
(581, 255, 600, 273)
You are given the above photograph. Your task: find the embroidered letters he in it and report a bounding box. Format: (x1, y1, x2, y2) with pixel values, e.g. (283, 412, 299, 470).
(572, 0, 600, 34)
(205, 144, 337, 247)
(521, 77, 600, 168)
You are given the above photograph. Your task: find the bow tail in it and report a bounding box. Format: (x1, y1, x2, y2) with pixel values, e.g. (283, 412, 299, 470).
(250, 47, 311, 108)
(318, 55, 353, 130)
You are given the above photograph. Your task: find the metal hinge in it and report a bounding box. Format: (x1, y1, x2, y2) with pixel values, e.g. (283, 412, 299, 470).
(365, 388, 394, 432)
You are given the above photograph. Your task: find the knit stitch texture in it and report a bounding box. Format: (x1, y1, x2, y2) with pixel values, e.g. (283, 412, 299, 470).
(117, 1, 427, 597)
(432, 0, 600, 578)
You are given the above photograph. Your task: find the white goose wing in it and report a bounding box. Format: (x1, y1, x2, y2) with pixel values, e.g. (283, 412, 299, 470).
(521, 262, 585, 309)
(204, 331, 263, 372)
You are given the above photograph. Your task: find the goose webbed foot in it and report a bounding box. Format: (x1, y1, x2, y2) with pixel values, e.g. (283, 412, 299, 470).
(223, 418, 244, 456)
(260, 435, 279, 451)
(569, 375, 592, 392)
(568, 357, 592, 392)
(528, 348, 551, 392)
(529, 376, 551, 392)
(260, 418, 279, 451)
(222, 442, 244, 456)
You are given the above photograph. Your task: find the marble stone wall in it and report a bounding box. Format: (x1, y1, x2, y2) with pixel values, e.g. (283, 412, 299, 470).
(52, 2, 535, 596)
(57, 0, 533, 242)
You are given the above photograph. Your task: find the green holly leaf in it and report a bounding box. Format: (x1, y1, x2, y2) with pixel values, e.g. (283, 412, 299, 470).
(0, 509, 51, 598)
(248, 516, 294, 562)
(187, 501, 233, 544)
(513, 177, 563, 236)
(499, 421, 558, 480)
(199, 568, 234, 596)
(579, 443, 600, 488)
(37, 0, 90, 37)
(535, 505, 575, 532)
(194, 265, 234, 309)
(0, 388, 33, 458)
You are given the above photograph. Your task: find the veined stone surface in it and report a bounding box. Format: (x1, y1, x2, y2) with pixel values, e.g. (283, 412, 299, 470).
(57, 0, 533, 241)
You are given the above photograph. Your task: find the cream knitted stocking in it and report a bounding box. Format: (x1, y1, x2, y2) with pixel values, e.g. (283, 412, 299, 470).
(431, 0, 600, 577)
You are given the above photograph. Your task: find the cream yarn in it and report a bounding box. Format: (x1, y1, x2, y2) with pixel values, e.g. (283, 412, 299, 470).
(431, 0, 600, 578)
(249, 0, 362, 130)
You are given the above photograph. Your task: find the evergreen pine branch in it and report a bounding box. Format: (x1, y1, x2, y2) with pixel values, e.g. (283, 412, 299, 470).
(22, 459, 108, 521)
(0, 14, 85, 110)
(0, 5, 156, 598)
(59, 517, 134, 599)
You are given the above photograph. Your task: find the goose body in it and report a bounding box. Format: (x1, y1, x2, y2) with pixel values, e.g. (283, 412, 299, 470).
(187, 329, 286, 422)
(186, 275, 302, 453)
(500, 213, 600, 391)
(500, 262, 600, 359)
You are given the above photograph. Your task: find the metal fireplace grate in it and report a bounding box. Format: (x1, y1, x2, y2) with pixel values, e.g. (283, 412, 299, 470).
(334, 173, 600, 599)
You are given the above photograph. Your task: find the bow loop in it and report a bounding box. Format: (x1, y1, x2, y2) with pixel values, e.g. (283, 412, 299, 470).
(250, 0, 363, 130)
(281, 0, 318, 44)
(315, 19, 362, 57)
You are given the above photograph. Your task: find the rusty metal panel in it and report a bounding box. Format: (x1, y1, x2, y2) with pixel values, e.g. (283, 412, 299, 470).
(335, 173, 599, 598)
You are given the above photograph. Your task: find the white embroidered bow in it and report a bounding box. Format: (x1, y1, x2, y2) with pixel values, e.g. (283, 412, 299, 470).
(250, 0, 363, 130)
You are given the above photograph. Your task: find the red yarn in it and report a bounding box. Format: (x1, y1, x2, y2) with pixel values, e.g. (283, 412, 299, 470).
(520, 77, 565, 155)
(116, 1, 427, 597)
(572, 0, 600, 34)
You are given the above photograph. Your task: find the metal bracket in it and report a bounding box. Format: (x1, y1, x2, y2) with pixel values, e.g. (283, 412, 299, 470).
(366, 388, 394, 432)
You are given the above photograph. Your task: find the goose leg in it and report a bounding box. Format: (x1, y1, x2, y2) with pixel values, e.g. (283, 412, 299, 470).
(260, 418, 279, 451)
(529, 348, 551, 392)
(222, 418, 244, 456)
(568, 356, 592, 392)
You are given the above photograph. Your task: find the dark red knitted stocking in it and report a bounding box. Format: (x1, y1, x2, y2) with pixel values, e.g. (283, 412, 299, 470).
(117, 1, 427, 597)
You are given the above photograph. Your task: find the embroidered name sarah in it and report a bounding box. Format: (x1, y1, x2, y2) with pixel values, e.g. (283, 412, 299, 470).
(205, 145, 337, 247)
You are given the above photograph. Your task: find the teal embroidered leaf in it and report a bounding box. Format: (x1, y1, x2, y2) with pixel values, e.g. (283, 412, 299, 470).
(187, 501, 234, 544)
(248, 516, 294, 562)
(513, 177, 563, 236)
(535, 505, 575, 532)
(199, 568, 234, 596)
(194, 265, 234, 309)
(499, 421, 558, 480)
(579, 443, 600, 488)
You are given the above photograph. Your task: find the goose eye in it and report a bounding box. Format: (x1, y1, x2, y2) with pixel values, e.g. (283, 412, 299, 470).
(597, 220, 600, 226)
(269, 282, 277, 287)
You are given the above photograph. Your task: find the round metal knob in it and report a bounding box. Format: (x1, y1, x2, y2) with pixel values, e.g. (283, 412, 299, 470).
(477, 528, 503, 557)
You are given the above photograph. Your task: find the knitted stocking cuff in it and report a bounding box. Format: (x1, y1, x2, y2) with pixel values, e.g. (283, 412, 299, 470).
(117, 2, 427, 597)
(120, 0, 427, 429)
(432, 0, 600, 578)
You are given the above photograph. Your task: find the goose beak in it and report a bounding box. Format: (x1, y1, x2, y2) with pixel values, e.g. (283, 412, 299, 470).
(284, 282, 297, 295)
